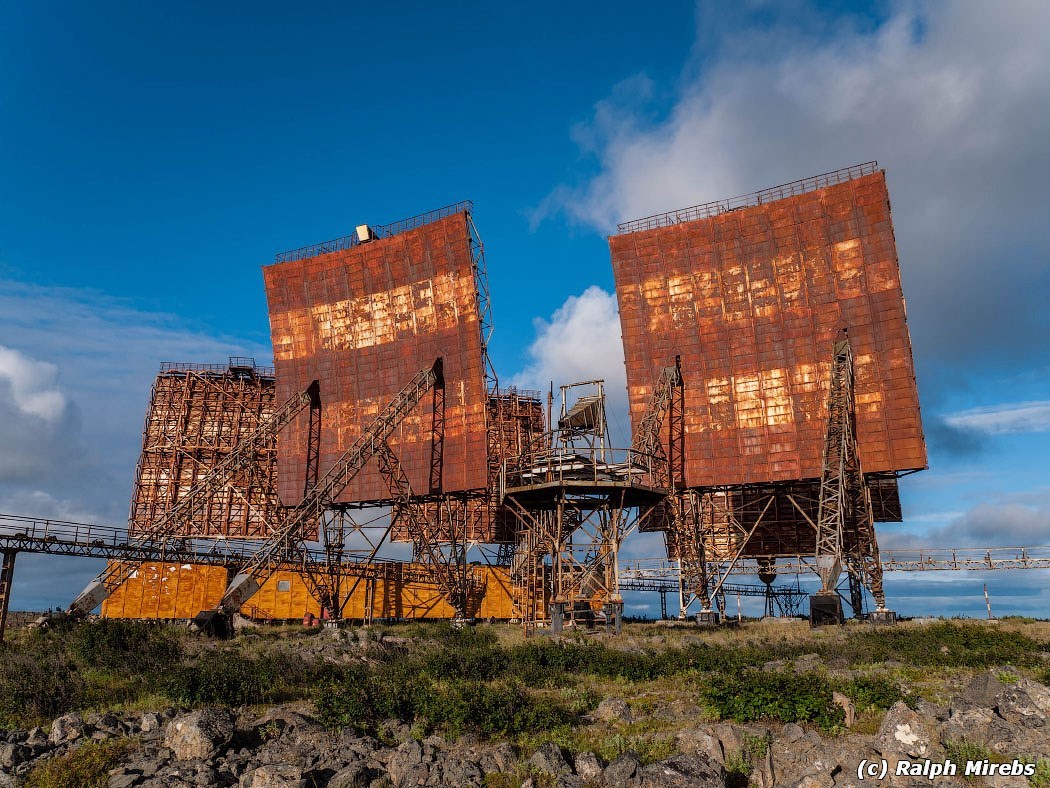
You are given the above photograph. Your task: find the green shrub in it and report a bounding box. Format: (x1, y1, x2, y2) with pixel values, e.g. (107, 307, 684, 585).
(838, 675, 908, 712)
(313, 666, 375, 731)
(420, 628, 508, 681)
(164, 650, 273, 706)
(421, 680, 573, 739)
(67, 620, 182, 674)
(700, 670, 844, 730)
(0, 643, 84, 727)
(313, 663, 574, 739)
(23, 739, 134, 788)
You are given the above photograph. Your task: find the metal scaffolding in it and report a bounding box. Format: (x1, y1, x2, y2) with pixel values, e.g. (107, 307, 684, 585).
(129, 360, 283, 540)
(502, 380, 665, 635)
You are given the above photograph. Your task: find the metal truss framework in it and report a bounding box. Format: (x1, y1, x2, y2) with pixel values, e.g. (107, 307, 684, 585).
(214, 362, 444, 618)
(619, 576, 808, 619)
(2, 509, 1049, 640)
(502, 379, 665, 635)
(64, 206, 529, 629)
(67, 381, 319, 616)
(663, 337, 892, 620)
(0, 550, 14, 642)
(806, 335, 886, 620)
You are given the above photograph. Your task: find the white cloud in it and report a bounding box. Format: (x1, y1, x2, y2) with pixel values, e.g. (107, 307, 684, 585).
(541, 1, 1050, 371)
(509, 285, 630, 438)
(945, 401, 1050, 436)
(882, 492, 1050, 550)
(0, 346, 66, 422)
(0, 279, 269, 521)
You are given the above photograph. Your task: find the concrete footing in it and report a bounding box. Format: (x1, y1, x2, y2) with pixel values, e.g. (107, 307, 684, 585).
(867, 609, 897, 625)
(809, 593, 844, 626)
(695, 610, 720, 627)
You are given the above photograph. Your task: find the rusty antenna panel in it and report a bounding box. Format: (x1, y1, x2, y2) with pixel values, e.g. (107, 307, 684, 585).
(611, 163, 926, 490)
(264, 202, 500, 516)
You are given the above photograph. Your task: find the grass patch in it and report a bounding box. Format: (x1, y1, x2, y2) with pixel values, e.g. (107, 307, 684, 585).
(23, 739, 135, 788)
(0, 643, 85, 728)
(312, 662, 575, 740)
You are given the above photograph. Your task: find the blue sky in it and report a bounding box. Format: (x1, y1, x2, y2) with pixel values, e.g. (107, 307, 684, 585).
(2, 1, 1049, 617)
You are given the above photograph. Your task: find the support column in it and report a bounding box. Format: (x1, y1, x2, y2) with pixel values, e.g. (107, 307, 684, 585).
(0, 550, 15, 642)
(549, 602, 565, 634)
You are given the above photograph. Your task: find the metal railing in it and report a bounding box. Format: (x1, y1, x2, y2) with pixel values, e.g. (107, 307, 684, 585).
(0, 512, 449, 586)
(500, 446, 664, 493)
(620, 545, 1050, 578)
(494, 386, 542, 401)
(616, 162, 879, 234)
(159, 361, 276, 377)
(274, 200, 474, 263)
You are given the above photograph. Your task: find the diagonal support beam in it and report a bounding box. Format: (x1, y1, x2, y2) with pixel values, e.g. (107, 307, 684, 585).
(68, 381, 319, 616)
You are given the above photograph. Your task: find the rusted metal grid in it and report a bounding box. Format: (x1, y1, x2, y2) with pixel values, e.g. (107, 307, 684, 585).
(610, 167, 926, 498)
(264, 210, 489, 510)
(128, 359, 285, 539)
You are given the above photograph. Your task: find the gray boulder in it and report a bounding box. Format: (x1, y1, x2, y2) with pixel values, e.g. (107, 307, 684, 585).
(327, 763, 371, 788)
(573, 751, 603, 780)
(594, 698, 634, 724)
(954, 671, 1005, 710)
(164, 708, 235, 761)
(636, 753, 725, 787)
(49, 712, 89, 745)
(875, 702, 941, 759)
(140, 712, 162, 735)
(385, 739, 429, 786)
(674, 728, 725, 764)
(603, 751, 642, 784)
(0, 743, 29, 769)
(440, 757, 484, 787)
(239, 763, 306, 787)
(478, 741, 517, 775)
(995, 679, 1050, 725)
(528, 742, 571, 776)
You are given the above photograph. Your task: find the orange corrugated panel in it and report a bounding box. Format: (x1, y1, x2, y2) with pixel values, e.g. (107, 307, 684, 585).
(100, 562, 226, 620)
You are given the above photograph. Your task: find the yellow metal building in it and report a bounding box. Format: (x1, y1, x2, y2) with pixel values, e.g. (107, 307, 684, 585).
(101, 561, 517, 622)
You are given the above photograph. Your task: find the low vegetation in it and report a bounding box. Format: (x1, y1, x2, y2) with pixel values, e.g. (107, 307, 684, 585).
(0, 617, 1046, 739)
(22, 739, 135, 788)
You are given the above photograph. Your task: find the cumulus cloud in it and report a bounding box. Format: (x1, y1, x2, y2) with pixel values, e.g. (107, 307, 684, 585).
(0, 346, 66, 422)
(945, 401, 1050, 436)
(509, 286, 631, 437)
(0, 278, 270, 608)
(0, 345, 85, 484)
(0, 279, 269, 521)
(881, 492, 1050, 550)
(540, 1, 1050, 376)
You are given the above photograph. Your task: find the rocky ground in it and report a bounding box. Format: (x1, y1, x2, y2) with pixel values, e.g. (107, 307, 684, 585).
(2, 619, 1050, 787)
(2, 666, 1048, 786)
